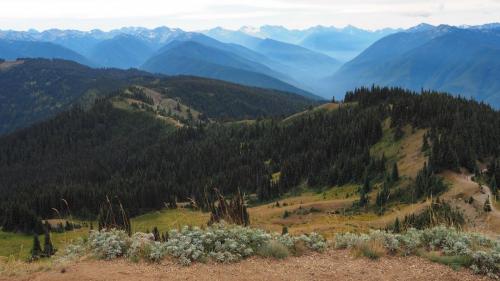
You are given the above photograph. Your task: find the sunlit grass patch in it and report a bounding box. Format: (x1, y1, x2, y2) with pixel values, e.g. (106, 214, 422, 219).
(419, 250, 473, 271)
(131, 208, 208, 233)
(0, 227, 89, 259)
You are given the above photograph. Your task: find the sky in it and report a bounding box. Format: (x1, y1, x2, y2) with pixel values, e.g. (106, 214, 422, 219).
(1, 0, 499, 31)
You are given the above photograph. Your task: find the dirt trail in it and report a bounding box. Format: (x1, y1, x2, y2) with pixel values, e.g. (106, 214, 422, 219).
(442, 172, 500, 232)
(2, 250, 489, 281)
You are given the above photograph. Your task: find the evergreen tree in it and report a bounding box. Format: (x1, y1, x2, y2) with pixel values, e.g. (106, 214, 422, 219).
(42, 229, 56, 257)
(484, 197, 492, 213)
(376, 181, 390, 209)
(391, 162, 400, 182)
(64, 221, 73, 231)
(491, 177, 498, 200)
(282, 226, 288, 235)
(393, 218, 401, 233)
(362, 176, 371, 194)
(394, 126, 404, 141)
(152, 226, 160, 241)
(30, 235, 42, 259)
(359, 188, 369, 207)
(421, 134, 430, 152)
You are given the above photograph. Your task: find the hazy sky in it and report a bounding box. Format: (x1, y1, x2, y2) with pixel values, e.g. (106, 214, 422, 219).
(1, 0, 499, 31)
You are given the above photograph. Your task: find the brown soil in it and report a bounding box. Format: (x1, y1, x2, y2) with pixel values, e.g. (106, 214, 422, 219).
(3, 250, 489, 281)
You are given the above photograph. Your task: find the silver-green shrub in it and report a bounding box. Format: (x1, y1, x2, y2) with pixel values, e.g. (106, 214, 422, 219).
(88, 229, 130, 260)
(297, 232, 328, 252)
(66, 224, 327, 265)
(126, 232, 155, 262)
(334, 226, 500, 278)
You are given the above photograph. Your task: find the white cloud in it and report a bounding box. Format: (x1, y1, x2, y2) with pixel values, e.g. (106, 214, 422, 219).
(0, 0, 498, 31)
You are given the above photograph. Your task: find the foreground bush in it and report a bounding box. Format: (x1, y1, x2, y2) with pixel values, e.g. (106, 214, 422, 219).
(335, 226, 500, 278)
(63, 223, 326, 265)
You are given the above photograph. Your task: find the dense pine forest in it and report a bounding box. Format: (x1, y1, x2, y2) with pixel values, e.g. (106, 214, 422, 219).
(1, 86, 500, 234)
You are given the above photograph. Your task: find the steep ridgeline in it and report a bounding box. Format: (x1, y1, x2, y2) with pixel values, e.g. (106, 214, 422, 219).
(0, 58, 316, 135)
(141, 39, 319, 100)
(328, 25, 500, 107)
(131, 77, 317, 121)
(0, 59, 155, 135)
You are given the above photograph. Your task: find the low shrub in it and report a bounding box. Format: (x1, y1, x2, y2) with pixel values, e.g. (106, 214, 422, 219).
(354, 240, 385, 260)
(421, 251, 472, 271)
(88, 229, 130, 260)
(257, 241, 290, 259)
(64, 223, 326, 265)
(334, 226, 500, 278)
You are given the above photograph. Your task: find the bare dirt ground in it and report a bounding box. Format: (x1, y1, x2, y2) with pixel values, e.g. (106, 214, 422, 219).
(0, 60, 24, 72)
(3, 250, 488, 281)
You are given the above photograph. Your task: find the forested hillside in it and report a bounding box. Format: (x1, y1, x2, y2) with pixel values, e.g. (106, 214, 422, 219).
(136, 77, 316, 120)
(345, 87, 500, 171)
(0, 58, 315, 135)
(0, 59, 153, 134)
(1, 86, 499, 234)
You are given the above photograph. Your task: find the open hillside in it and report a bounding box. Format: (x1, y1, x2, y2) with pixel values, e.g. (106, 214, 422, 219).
(0, 58, 153, 135)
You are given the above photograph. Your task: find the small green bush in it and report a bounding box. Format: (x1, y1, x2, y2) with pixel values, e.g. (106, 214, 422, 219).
(355, 240, 385, 260)
(258, 241, 290, 259)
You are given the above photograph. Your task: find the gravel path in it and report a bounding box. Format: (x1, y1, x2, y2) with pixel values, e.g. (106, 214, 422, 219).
(4, 250, 490, 281)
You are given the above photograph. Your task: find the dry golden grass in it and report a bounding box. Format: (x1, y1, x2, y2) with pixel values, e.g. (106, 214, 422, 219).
(0, 256, 53, 277)
(0, 60, 24, 72)
(397, 127, 427, 178)
(352, 239, 386, 260)
(248, 183, 431, 238)
(131, 208, 209, 233)
(370, 119, 427, 179)
(111, 86, 201, 125)
(0, 60, 24, 71)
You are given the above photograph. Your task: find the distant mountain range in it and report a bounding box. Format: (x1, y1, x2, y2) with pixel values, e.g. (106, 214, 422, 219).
(0, 39, 94, 66)
(326, 24, 500, 107)
(204, 28, 342, 94)
(230, 25, 399, 61)
(1, 24, 500, 106)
